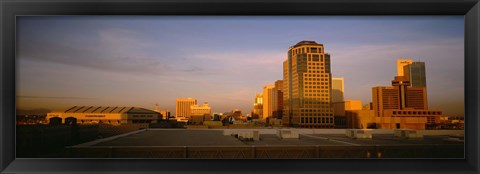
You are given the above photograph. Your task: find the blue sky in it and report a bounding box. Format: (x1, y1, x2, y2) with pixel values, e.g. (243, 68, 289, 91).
(16, 16, 464, 116)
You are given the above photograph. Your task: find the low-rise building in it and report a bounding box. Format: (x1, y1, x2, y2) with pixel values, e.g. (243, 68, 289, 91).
(189, 102, 211, 125)
(46, 106, 160, 125)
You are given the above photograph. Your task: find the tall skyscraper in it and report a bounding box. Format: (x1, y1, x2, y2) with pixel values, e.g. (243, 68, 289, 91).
(332, 77, 345, 103)
(273, 80, 284, 119)
(282, 41, 334, 128)
(263, 84, 276, 119)
(396, 59, 413, 76)
(175, 98, 196, 121)
(252, 93, 263, 119)
(403, 62, 427, 88)
(397, 59, 427, 88)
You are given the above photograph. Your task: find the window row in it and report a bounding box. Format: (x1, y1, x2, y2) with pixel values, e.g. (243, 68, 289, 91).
(305, 86, 328, 89)
(305, 74, 328, 77)
(308, 71, 325, 73)
(305, 82, 329, 85)
(300, 117, 333, 124)
(392, 111, 441, 115)
(304, 78, 328, 81)
(309, 66, 324, 70)
(304, 101, 329, 104)
(308, 63, 324, 66)
(306, 90, 328, 93)
(291, 47, 323, 54)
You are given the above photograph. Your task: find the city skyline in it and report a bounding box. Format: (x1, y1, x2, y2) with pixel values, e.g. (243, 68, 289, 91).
(16, 16, 464, 117)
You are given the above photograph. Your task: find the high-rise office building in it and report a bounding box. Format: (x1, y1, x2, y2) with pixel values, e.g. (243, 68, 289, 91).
(275, 80, 284, 92)
(282, 41, 334, 128)
(332, 77, 345, 103)
(273, 80, 284, 119)
(396, 59, 429, 108)
(175, 98, 197, 121)
(397, 59, 427, 88)
(403, 62, 427, 88)
(263, 84, 276, 119)
(396, 59, 413, 76)
(373, 76, 428, 117)
(372, 60, 438, 129)
(252, 93, 263, 119)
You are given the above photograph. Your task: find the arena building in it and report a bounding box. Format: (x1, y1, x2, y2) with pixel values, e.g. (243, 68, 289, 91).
(46, 106, 160, 125)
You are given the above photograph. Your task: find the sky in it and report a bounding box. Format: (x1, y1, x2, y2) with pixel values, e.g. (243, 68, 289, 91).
(16, 16, 464, 116)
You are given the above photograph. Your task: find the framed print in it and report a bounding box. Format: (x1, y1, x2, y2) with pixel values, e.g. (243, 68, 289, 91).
(1, 0, 479, 173)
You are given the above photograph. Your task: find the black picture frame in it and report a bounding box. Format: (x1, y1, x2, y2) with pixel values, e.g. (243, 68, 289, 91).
(1, 0, 479, 173)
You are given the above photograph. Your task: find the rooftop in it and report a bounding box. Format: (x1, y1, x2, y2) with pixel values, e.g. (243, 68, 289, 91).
(292, 40, 323, 47)
(50, 106, 158, 114)
(91, 129, 464, 147)
(67, 129, 464, 158)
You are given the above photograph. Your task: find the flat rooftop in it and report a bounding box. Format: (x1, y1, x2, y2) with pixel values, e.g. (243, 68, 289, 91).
(91, 129, 464, 147)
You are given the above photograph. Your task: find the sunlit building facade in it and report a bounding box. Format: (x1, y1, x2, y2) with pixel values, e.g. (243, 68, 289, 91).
(282, 41, 334, 128)
(46, 106, 160, 125)
(160, 111, 171, 120)
(252, 93, 263, 119)
(176, 98, 197, 121)
(189, 102, 211, 124)
(190, 102, 211, 116)
(372, 65, 440, 129)
(373, 76, 428, 116)
(396, 59, 413, 76)
(372, 86, 400, 117)
(263, 84, 276, 120)
(397, 59, 427, 88)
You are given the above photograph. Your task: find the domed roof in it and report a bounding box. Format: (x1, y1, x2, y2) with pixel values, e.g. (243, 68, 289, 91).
(293, 40, 323, 47)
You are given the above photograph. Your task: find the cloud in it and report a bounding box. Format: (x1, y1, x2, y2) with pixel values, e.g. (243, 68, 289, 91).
(17, 28, 210, 78)
(17, 96, 97, 100)
(195, 51, 284, 67)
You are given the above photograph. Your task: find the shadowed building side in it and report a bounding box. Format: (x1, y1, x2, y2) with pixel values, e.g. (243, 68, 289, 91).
(331, 77, 344, 103)
(403, 61, 427, 88)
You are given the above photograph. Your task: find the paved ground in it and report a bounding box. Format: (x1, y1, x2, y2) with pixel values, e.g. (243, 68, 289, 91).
(94, 129, 247, 146)
(93, 129, 464, 147)
(304, 134, 463, 146)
